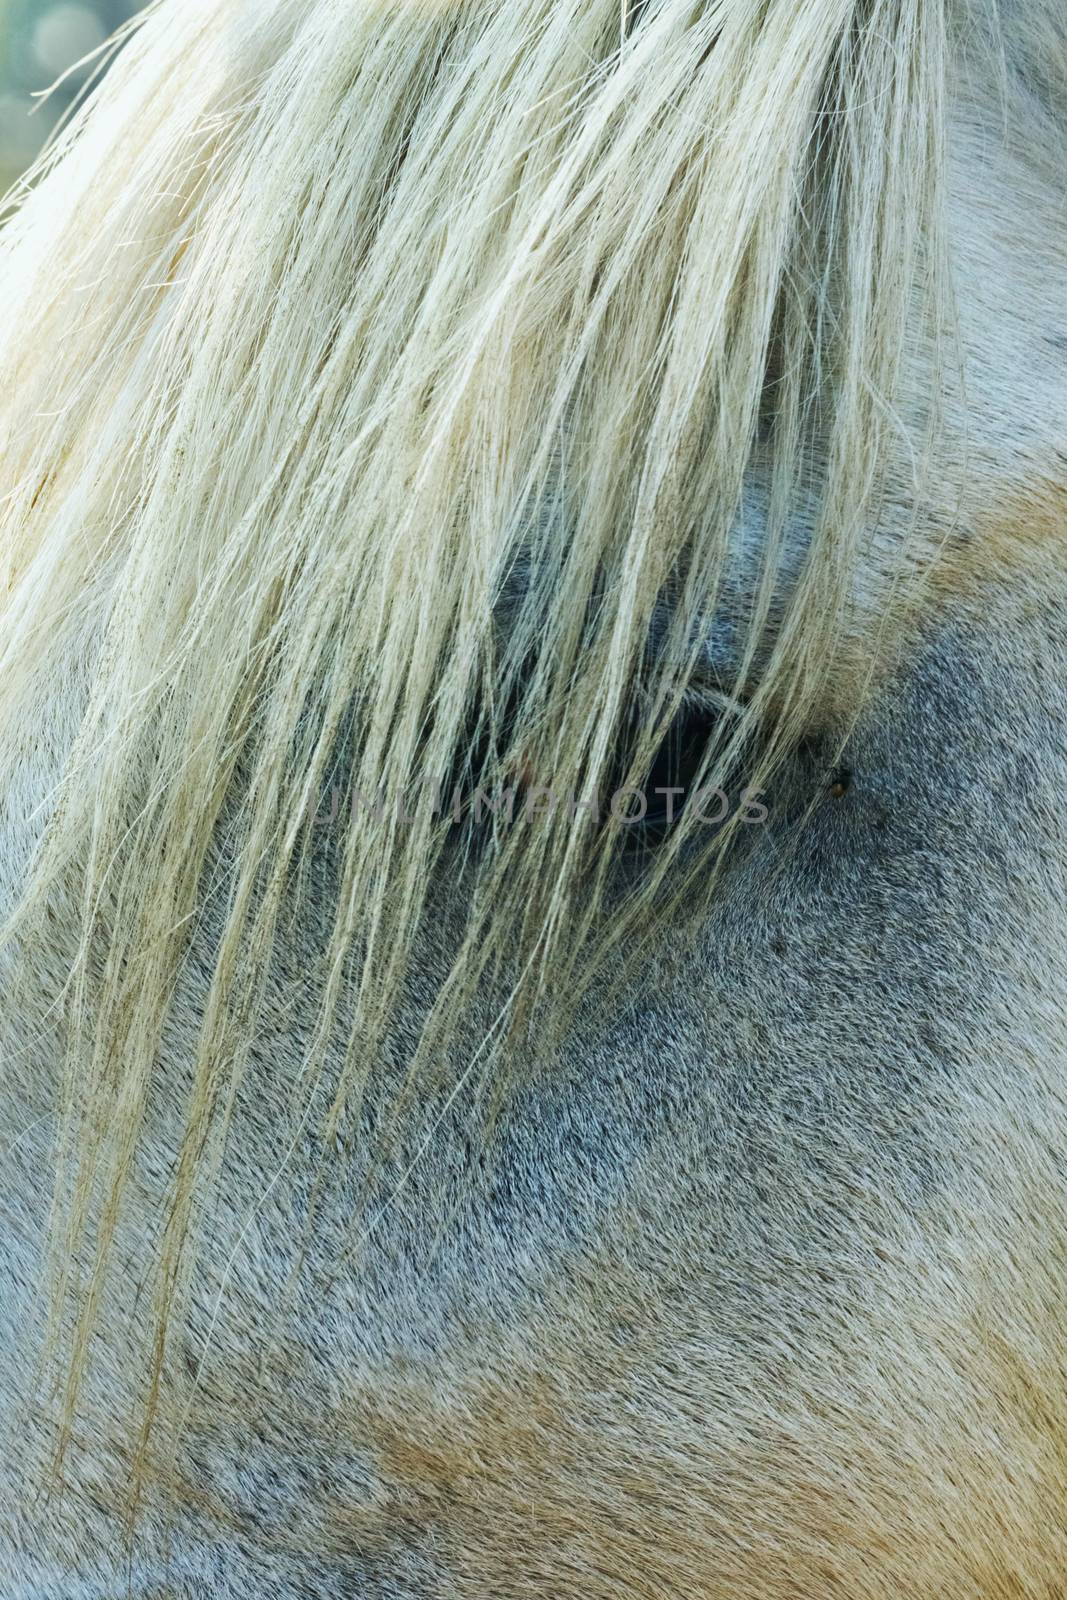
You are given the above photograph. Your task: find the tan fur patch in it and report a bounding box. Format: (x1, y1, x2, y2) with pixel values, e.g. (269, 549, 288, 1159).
(928, 474, 1067, 599)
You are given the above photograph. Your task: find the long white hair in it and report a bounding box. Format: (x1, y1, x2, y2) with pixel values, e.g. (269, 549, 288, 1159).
(0, 0, 950, 1464)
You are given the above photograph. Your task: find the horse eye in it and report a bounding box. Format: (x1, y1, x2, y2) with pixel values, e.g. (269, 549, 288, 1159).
(624, 701, 731, 838)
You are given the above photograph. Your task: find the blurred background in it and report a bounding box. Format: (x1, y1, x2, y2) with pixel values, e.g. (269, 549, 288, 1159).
(0, 0, 142, 187)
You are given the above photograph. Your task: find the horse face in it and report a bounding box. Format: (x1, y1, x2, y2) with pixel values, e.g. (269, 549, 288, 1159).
(2, 5, 1067, 1597)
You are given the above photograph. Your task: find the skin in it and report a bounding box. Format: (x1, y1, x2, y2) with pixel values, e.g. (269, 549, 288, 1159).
(2, 13, 1067, 1598)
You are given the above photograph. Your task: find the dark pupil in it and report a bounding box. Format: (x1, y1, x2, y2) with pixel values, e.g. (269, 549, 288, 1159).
(631, 705, 724, 832)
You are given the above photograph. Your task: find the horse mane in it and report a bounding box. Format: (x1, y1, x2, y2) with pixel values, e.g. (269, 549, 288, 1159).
(0, 0, 952, 1463)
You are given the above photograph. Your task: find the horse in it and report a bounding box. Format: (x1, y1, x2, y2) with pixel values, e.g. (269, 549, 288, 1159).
(1, 0, 1065, 1592)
